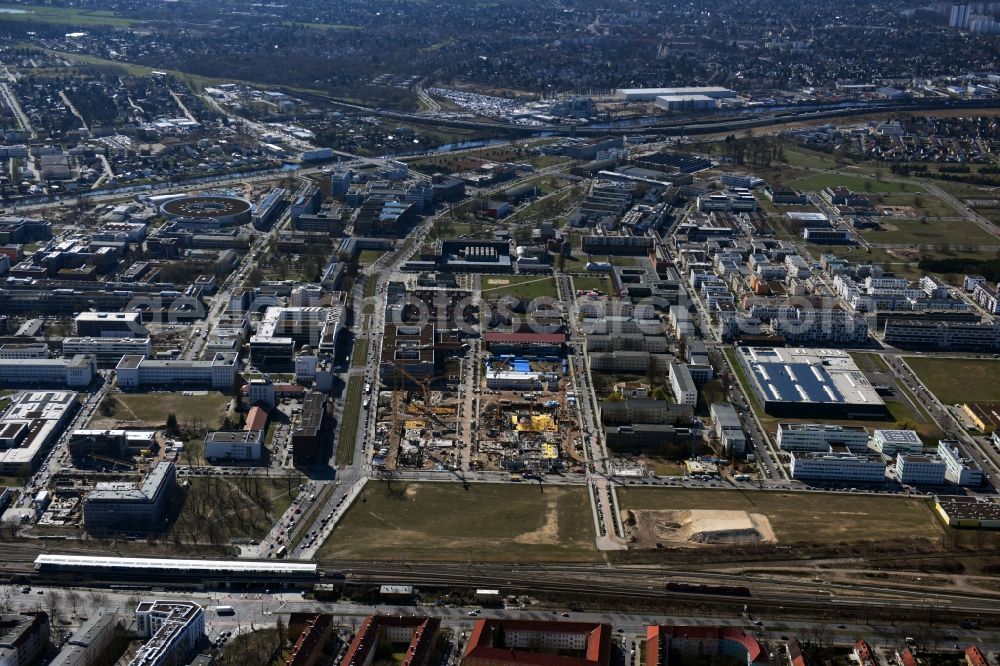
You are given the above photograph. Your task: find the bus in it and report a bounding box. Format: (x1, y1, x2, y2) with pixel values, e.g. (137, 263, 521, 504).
(215, 606, 235, 616)
(275, 546, 287, 559)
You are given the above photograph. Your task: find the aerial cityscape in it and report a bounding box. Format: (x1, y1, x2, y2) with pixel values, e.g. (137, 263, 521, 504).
(2, 0, 1000, 664)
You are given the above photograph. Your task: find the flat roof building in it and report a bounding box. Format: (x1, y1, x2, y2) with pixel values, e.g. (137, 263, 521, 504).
(790, 450, 886, 482)
(75, 311, 146, 338)
(84, 461, 176, 533)
(62, 337, 151, 368)
(130, 600, 204, 666)
(776, 423, 870, 452)
(871, 429, 923, 455)
(0, 354, 95, 388)
(895, 453, 947, 485)
(204, 430, 264, 461)
(116, 353, 237, 391)
(0, 390, 78, 475)
(618, 87, 736, 102)
(934, 495, 1000, 529)
(737, 347, 887, 419)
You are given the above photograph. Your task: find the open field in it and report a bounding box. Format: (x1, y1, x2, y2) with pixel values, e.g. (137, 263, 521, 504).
(171, 476, 297, 543)
(871, 192, 958, 218)
(789, 172, 922, 194)
(336, 376, 364, 466)
(0, 4, 136, 26)
(619, 488, 942, 546)
(860, 218, 1000, 247)
(481, 275, 558, 300)
(571, 274, 615, 294)
(905, 357, 1000, 404)
(101, 391, 233, 428)
(320, 482, 596, 561)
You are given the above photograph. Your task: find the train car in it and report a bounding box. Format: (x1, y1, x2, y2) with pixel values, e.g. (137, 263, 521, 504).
(665, 581, 752, 598)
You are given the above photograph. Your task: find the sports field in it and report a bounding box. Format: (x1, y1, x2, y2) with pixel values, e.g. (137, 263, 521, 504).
(905, 357, 1000, 404)
(619, 488, 942, 546)
(319, 482, 597, 561)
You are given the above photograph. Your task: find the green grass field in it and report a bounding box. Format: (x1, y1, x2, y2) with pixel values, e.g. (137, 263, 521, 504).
(350, 338, 369, 368)
(872, 192, 958, 218)
(171, 476, 296, 542)
(620, 488, 942, 546)
(860, 218, 1000, 246)
(320, 482, 596, 561)
(789, 172, 922, 194)
(571, 275, 614, 294)
(106, 392, 233, 428)
(481, 275, 558, 300)
(905, 357, 1000, 404)
(358, 249, 387, 267)
(336, 376, 364, 466)
(0, 4, 136, 26)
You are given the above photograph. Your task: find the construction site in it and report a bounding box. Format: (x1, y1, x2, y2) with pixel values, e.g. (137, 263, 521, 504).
(473, 352, 585, 475)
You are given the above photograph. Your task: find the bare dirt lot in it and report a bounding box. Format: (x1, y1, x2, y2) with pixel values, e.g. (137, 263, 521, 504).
(625, 508, 777, 548)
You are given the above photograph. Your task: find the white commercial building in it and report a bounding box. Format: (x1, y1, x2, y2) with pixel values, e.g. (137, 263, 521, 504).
(790, 451, 886, 482)
(871, 429, 923, 455)
(62, 337, 152, 367)
(669, 363, 698, 407)
(617, 87, 737, 102)
(0, 391, 78, 475)
(0, 343, 49, 359)
(938, 441, 983, 486)
(203, 430, 264, 461)
(776, 423, 870, 452)
(130, 600, 204, 666)
(895, 453, 947, 485)
(116, 353, 237, 391)
(0, 355, 95, 388)
(485, 370, 543, 391)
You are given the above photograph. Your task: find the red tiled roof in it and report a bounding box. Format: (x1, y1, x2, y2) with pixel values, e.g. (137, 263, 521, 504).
(967, 645, 989, 666)
(900, 648, 918, 666)
(483, 332, 566, 344)
(341, 615, 440, 666)
(464, 620, 611, 666)
(244, 406, 268, 431)
(646, 626, 768, 666)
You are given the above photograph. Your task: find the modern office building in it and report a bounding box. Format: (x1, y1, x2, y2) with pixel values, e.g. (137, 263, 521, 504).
(710, 402, 746, 455)
(0, 354, 96, 388)
(75, 311, 146, 337)
(67, 429, 156, 464)
(736, 347, 887, 418)
(789, 451, 886, 482)
(203, 430, 264, 461)
(938, 441, 983, 486)
(882, 319, 1000, 351)
(0, 390, 78, 475)
(776, 423, 870, 452)
(61, 337, 152, 368)
(669, 363, 697, 407)
(0, 343, 48, 359)
(895, 453, 947, 485)
(871, 429, 923, 455)
(83, 462, 176, 533)
(115, 353, 238, 391)
(130, 600, 204, 666)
